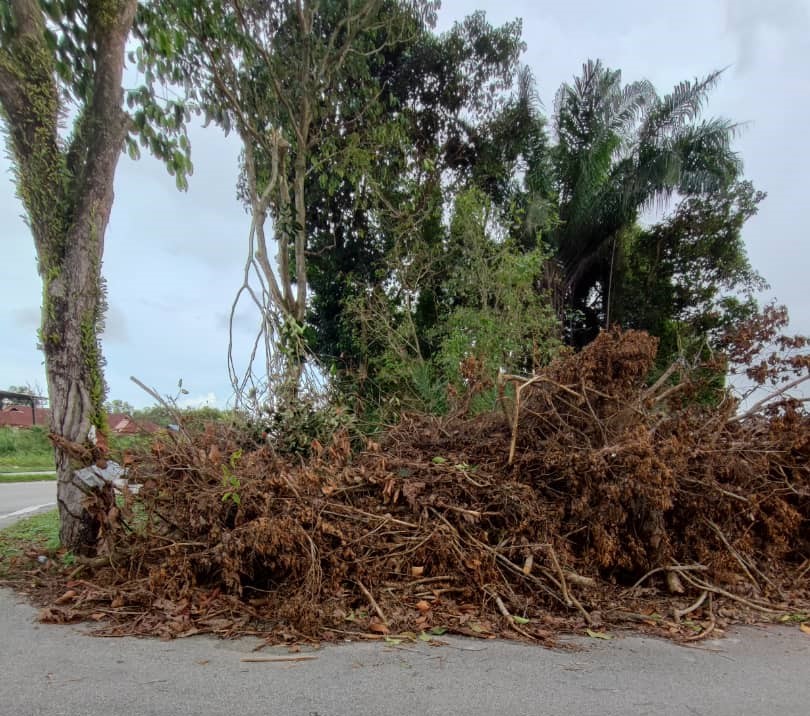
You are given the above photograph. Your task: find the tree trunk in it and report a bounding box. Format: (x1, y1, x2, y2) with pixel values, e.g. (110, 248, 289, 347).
(43, 226, 112, 554)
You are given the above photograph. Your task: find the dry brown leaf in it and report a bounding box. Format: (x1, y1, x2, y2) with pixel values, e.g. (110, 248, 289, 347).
(415, 600, 431, 613)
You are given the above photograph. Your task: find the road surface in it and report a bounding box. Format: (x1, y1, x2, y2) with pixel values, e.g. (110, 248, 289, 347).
(0, 588, 808, 716)
(0, 481, 56, 525)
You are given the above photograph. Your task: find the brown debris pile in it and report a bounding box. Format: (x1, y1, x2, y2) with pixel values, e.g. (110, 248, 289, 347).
(18, 329, 810, 643)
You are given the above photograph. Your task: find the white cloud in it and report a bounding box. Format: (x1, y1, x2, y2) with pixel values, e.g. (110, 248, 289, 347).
(176, 392, 219, 410)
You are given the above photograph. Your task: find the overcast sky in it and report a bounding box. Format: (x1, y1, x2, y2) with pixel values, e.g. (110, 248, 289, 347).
(2, 0, 808, 408)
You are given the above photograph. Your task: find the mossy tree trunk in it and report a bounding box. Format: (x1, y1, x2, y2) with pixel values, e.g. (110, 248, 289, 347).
(0, 0, 137, 552)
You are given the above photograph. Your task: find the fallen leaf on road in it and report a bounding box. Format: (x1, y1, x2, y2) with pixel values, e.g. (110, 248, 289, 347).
(800, 623, 810, 636)
(585, 629, 612, 640)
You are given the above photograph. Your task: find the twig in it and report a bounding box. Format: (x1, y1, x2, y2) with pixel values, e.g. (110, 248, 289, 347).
(488, 590, 534, 640)
(427, 509, 568, 608)
(546, 545, 572, 607)
(683, 593, 716, 642)
(679, 572, 783, 614)
(356, 580, 387, 624)
(729, 374, 810, 423)
(499, 374, 582, 465)
(703, 518, 768, 593)
(240, 655, 318, 663)
(565, 572, 596, 588)
(643, 360, 681, 399)
(629, 564, 708, 591)
(129, 376, 184, 427)
(674, 591, 708, 622)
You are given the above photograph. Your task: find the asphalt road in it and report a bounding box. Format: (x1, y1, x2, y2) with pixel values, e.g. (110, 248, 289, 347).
(1, 589, 808, 716)
(0, 481, 56, 525)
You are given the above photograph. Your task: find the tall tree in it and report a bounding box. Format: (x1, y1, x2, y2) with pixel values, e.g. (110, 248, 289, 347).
(549, 60, 740, 344)
(302, 14, 544, 385)
(612, 180, 767, 360)
(0, 0, 189, 551)
(138, 0, 439, 405)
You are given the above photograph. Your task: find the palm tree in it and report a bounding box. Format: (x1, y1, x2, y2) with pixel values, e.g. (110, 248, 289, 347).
(550, 60, 741, 344)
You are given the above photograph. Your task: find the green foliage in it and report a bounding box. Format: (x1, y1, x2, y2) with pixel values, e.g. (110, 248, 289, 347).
(435, 190, 560, 397)
(615, 181, 766, 334)
(0, 426, 51, 457)
(221, 449, 242, 506)
(261, 394, 355, 456)
(0, 472, 56, 482)
(549, 60, 741, 344)
(301, 9, 539, 377)
(105, 399, 135, 414)
(345, 189, 561, 417)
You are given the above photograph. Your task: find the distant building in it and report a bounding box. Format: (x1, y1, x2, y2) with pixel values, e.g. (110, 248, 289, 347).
(0, 406, 51, 428)
(0, 407, 159, 434)
(108, 414, 160, 435)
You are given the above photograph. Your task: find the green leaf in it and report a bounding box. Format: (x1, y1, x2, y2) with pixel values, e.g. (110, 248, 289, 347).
(585, 629, 612, 640)
(431, 456, 447, 465)
(418, 632, 433, 642)
(512, 616, 530, 625)
(429, 626, 447, 635)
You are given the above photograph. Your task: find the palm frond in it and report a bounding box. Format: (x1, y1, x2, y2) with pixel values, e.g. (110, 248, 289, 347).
(640, 68, 726, 143)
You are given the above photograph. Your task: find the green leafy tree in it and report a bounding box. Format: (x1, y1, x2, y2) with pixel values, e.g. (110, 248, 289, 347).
(435, 189, 560, 393)
(105, 399, 135, 415)
(137, 0, 439, 406)
(613, 180, 767, 358)
(303, 14, 549, 390)
(0, 0, 190, 551)
(348, 188, 561, 416)
(549, 60, 740, 344)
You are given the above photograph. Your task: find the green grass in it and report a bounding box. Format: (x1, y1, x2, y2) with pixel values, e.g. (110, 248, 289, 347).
(0, 427, 149, 475)
(0, 509, 60, 573)
(0, 426, 55, 472)
(0, 472, 56, 483)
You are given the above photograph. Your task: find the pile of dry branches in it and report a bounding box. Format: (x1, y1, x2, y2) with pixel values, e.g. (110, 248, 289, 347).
(13, 329, 810, 644)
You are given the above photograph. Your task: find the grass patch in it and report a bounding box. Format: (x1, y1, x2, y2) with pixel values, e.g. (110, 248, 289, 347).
(0, 472, 56, 483)
(0, 509, 60, 574)
(0, 456, 56, 472)
(0, 427, 150, 475)
(0, 426, 55, 472)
